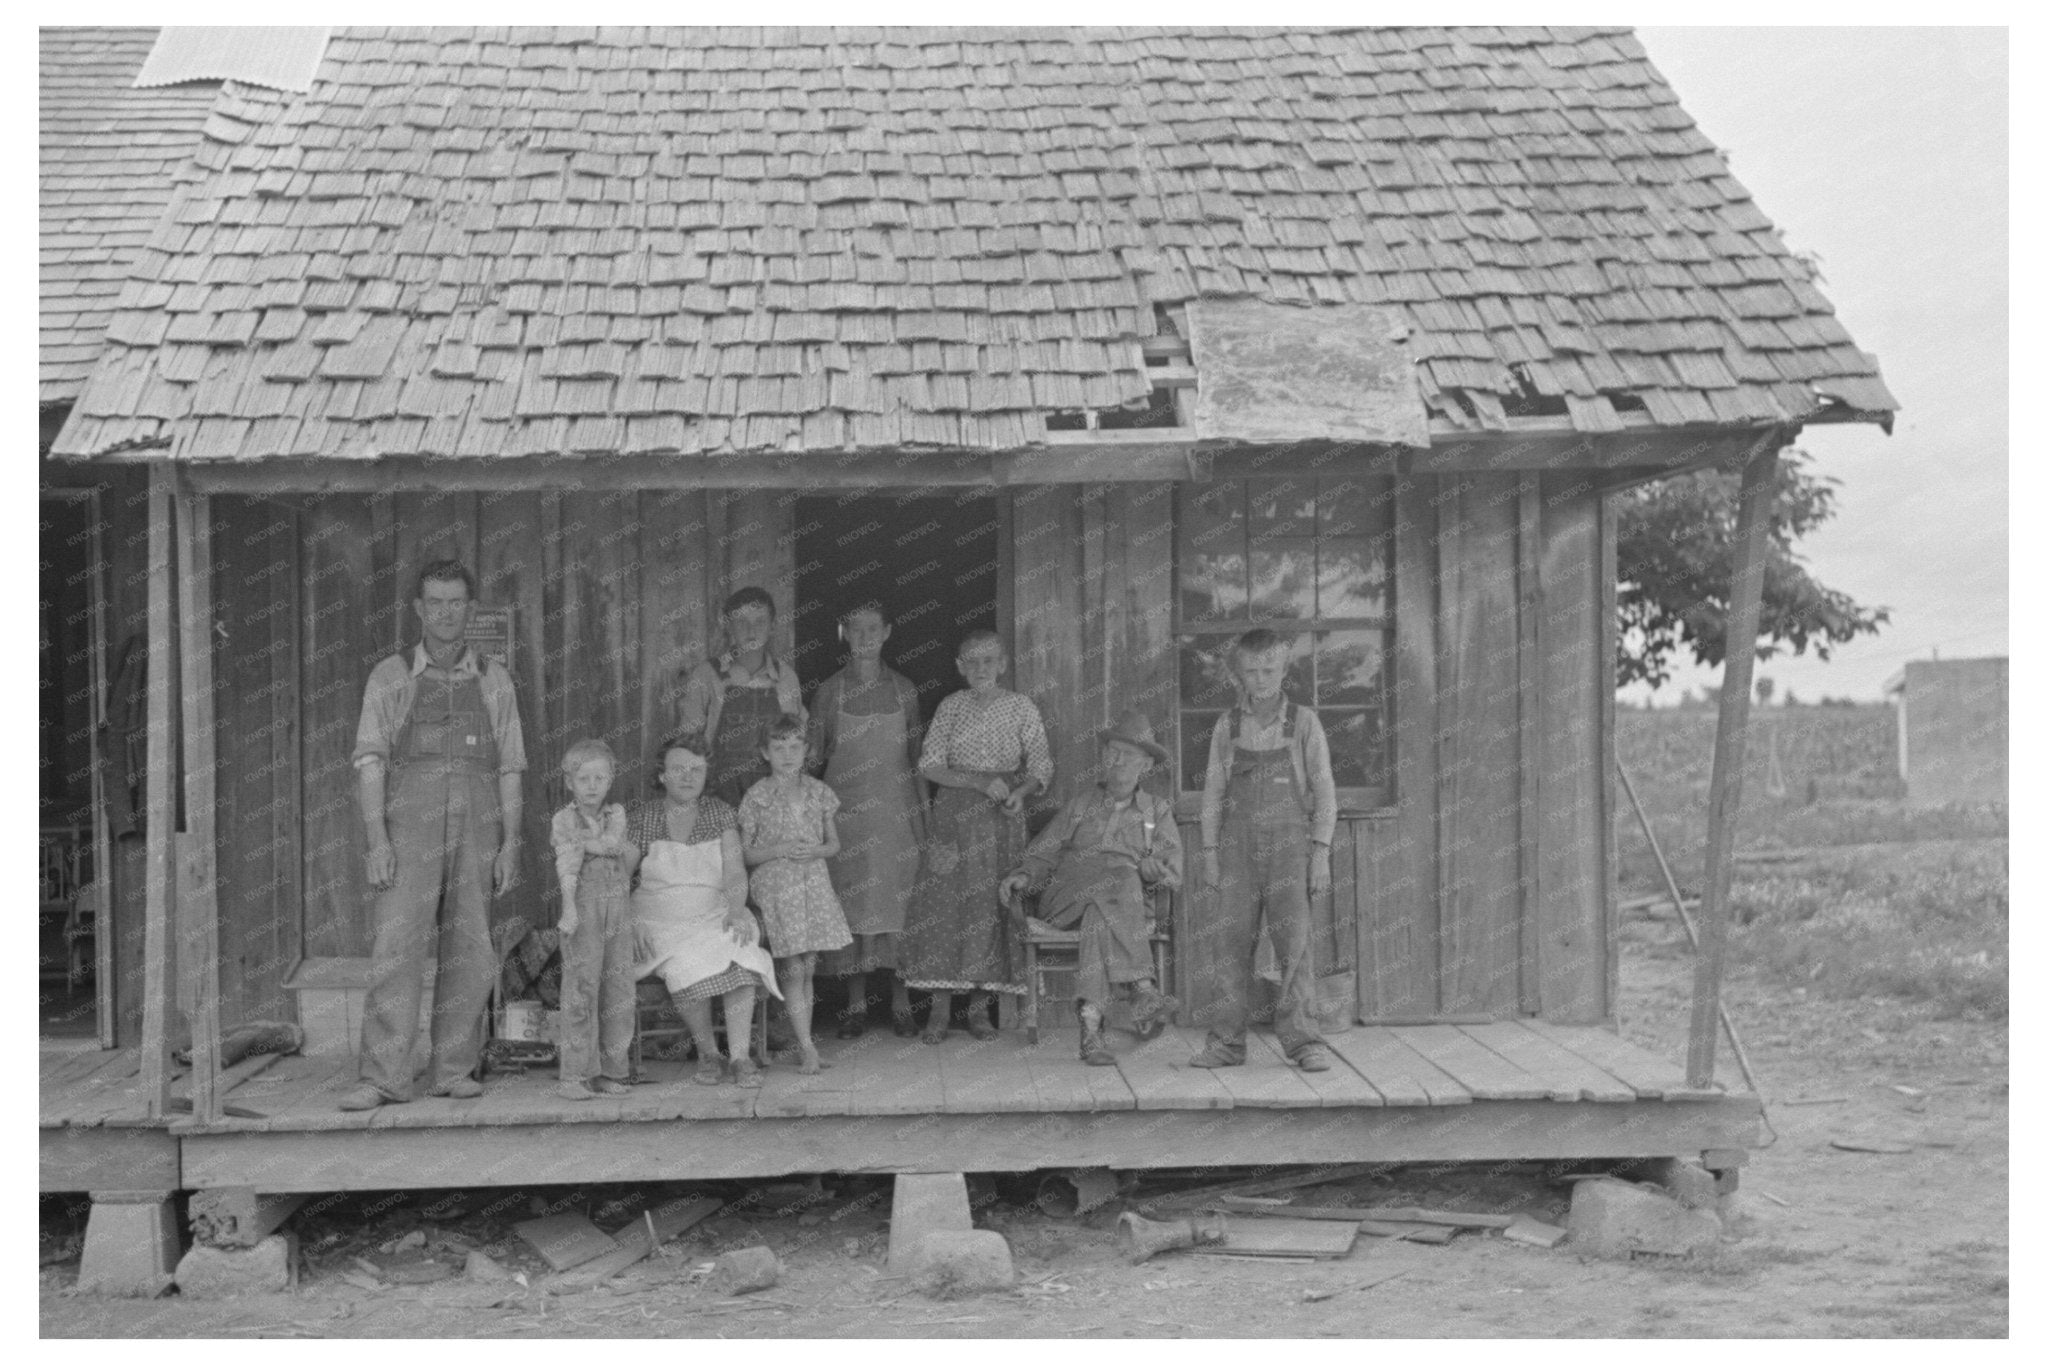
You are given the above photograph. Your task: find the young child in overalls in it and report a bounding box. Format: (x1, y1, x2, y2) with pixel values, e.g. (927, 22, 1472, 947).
(673, 586, 806, 809)
(1001, 711, 1183, 1066)
(1191, 629, 1336, 1072)
(550, 738, 640, 1101)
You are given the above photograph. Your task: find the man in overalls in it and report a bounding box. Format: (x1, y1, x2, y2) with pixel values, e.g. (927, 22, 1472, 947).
(338, 561, 527, 1110)
(673, 587, 806, 809)
(1190, 629, 1335, 1072)
(1001, 712, 1183, 1066)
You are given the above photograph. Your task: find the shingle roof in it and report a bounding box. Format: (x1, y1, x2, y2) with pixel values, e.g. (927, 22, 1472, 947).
(55, 25, 1897, 461)
(40, 27, 218, 407)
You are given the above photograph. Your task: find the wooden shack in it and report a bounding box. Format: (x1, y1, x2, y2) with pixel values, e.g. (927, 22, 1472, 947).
(41, 27, 1895, 1264)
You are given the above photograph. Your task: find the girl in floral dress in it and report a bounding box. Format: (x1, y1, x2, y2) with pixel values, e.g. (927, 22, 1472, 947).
(901, 630, 1053, 1043)
(739, 716, 851, 1075)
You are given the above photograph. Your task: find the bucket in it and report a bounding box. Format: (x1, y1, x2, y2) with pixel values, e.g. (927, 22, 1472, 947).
(499, 998, 548, 1041)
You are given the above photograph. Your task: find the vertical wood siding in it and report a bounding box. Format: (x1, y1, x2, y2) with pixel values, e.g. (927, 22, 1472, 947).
(179, 473, 1611, 1038)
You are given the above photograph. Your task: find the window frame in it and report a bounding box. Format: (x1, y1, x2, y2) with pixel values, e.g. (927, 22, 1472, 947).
(1171, 475, 1397, 814)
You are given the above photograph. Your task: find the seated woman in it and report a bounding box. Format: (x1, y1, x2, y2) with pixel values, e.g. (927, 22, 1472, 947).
(630, 732, 782, 1088)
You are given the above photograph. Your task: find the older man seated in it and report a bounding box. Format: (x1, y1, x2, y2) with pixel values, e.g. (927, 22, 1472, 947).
(1000, 711, 1182, 1066)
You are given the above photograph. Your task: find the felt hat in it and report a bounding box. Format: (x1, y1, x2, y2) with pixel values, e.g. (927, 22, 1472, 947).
(1099, 710, 1171, 766)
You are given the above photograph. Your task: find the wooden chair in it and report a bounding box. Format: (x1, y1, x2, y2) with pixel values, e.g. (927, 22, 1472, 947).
(632, 980, 769, 1072)
(1019, 890, 1174, 1045)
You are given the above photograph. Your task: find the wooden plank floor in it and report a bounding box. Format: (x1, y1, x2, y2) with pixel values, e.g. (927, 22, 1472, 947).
(84, 1023, 1743, 1140)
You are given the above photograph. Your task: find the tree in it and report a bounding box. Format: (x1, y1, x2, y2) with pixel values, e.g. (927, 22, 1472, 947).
(1614, 447, 1888, 691)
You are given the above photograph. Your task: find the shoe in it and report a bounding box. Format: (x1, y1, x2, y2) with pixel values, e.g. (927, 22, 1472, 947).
(921, 1022, 949, 1045)
(1187, 1044, 1244, 1069)
(732, 1060, 765, 1089)
(1078, 1029, 1116, 1067)
(429, 1076, 484, 1099)
(590, 1076, 632, 1095)
(965, 1000, 997, 1041)
(556, 1080, 596, 1102)
(836, 1014, 867, 1041)
(1293, 1043, 1334, 1073)
(336, 1082, 393, 1112)
(693, 1056, 725, 1086)
(1129, 987, 1179, 1040)
(891, 1011, 919, 1039)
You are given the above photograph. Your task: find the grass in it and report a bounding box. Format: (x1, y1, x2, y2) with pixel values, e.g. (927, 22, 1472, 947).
(1727, 841, 2007, 1021)
(1616, 704, 2006, 887)
(1620, 704, 2008, 1023)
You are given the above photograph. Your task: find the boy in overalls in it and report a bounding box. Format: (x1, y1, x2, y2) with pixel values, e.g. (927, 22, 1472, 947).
(673, 586, 807, 808)
(1191, 629, 1335, 1072)
(340, 561, 527, 1110)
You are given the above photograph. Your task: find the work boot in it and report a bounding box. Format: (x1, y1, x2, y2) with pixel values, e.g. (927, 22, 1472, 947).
(1292, 1043, 1334, 1073)
(429, 1076, 484, 1099)
(336, 1082, 394, 1112)
(1077, 1003, 1115, 1066)
(1127, 983, 1178, 1040)
(1187, 1042, 1245, 1068)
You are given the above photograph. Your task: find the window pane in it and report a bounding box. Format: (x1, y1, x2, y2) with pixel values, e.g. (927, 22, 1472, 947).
(1180, 709, 1223, 788)
(1180, 551, 1248, 622)
(1318, 476, 1391, 537)
(1179, 482, 1243, 551)
(1178, 637, 1239, 710)
(1179, 483, 1246, 623)
(1249, 541, 1316, 619)
(1317, 537, 1388, 619)
(1314, 629, 1387, 708)
(1321, 707, 1388, 791)
(1247, 477, 1316, 536)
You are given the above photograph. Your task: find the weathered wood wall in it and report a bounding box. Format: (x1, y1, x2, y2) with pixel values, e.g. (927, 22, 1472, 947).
(170, 470, 1610, 1039)
(206, 488, 802, 1026)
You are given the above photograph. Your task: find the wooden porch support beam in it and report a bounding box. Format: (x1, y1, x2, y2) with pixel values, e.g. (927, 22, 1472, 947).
(174, 482, 223, 1123)
(1685, 442, 1782, 1087)
(139, 466, 178, 1118)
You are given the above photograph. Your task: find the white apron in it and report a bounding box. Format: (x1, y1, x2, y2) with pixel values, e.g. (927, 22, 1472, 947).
(632, 836, 782, 999)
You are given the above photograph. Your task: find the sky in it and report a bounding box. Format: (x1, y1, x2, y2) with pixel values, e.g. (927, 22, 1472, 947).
(1625, 26, 2008, 703)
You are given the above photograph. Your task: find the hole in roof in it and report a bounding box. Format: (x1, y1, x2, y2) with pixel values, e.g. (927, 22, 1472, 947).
(1044, 411, 1089, 432)
(1504, 364, 1568, 419)
(1607, 393, 1648, 414)
(1095, 386, 1181, 431)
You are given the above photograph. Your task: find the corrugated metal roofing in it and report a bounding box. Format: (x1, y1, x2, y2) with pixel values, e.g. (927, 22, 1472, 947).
(39, 27, 218, 405)
(54, 25, 1897, 461)
(133, 27, 332, 94)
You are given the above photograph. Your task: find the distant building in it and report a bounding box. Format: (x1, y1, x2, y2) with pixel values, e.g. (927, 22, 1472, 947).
(1883, 657, 2007, 807)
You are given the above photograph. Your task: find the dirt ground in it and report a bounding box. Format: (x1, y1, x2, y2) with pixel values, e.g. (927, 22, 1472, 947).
(40, 901, 2007, 1339)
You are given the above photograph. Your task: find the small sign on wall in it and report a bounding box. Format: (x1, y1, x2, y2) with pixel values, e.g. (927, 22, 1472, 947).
(465, 606, 515, 670)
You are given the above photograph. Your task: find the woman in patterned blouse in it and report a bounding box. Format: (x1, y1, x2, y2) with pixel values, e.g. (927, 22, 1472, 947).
(900, 629, 1052, 1042)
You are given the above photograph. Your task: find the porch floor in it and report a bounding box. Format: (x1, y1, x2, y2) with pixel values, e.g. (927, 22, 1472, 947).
(43, 1022, 1760, 1194)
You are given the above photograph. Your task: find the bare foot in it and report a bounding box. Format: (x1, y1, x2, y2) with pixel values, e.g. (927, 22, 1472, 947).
(798, 1049, 832, 1075)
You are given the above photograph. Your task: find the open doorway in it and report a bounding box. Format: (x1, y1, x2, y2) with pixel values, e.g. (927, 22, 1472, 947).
(40, 491, 112, 1046)
(792, 493, 1003, 718)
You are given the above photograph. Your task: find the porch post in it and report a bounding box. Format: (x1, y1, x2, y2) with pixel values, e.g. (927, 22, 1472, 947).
(140, 466, 179, 1117)
(174, 480, 224, 1122)
(1685, 443, 1781, 1087)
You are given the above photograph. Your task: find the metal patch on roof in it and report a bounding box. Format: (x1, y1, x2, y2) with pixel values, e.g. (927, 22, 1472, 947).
(1188, 300, 1429, 449)
(134, 27, 331, 94)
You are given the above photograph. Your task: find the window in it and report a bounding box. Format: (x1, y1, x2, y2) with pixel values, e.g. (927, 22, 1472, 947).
(1175, 475, 1394, 806)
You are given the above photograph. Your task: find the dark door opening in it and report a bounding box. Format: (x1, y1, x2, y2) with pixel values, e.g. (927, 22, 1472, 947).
(793, 494, 1002, 722)
(40, 492, 110, 1045)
